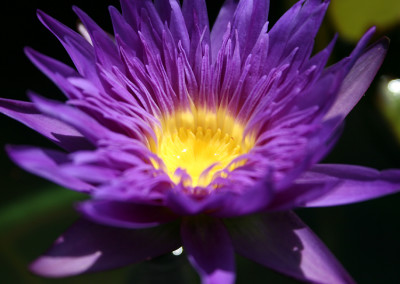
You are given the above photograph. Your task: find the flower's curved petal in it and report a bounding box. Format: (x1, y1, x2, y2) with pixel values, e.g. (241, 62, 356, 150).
(166, 169, 273, 217)
(109, 6, 142, 59)
(30, 218, 181, 278)
(78, 200, 179, 229)
(324, 37, 389, 122)
(225, 211, 355, 284)
(6, 145, 93, 192)
(181, 216, 235, 284)
(168, 0, 191, 54)
(264, 0, 328, 74)
(268, 177, 339, 211)
(165, 187, 227, 215)
(24, 47, 84, 100)
(121, 0, 164, 35)
(231, 0, 270, 60)
(211, 171, 275, 217)
(183, 0, 210, 51)
(303, 164, 400, 207)
(210, 0, 237, 61)
(36, 10, 100, 85)
(73, 6, 123, 72)
(0, 98, 91, 152)
(29, 93, 127, 144)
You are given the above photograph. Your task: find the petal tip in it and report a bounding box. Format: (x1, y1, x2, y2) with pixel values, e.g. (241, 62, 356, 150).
(29, 251, 102, 278)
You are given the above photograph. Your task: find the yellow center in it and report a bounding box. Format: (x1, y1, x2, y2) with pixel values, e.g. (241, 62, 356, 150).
(151, 107, 255, 188)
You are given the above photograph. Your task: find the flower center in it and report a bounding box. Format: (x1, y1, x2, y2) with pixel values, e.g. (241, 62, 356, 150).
(153, 108, 255, 188)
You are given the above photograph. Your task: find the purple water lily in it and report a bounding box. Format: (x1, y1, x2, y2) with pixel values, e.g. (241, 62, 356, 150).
(1, 0, 400, 283)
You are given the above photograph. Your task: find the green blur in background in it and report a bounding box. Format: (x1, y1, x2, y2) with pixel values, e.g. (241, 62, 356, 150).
(1, 0, 400, 283)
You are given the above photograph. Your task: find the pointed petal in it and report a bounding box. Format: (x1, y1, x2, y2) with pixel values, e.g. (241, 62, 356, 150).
(181, 216, 235, 284)
(212, 171, 275, 217)
(30, 219, 180, 277)
(36, 10, 98, 83)
(268, 177, 339, 211)
(225, 211, 355, 284)
(231, 0, 270, 59)
(78, 200, 179, 229)
(303, 164, 400, 207)
(0, 98, 90, 151)
(210, 0, 237, 62)
(29, 93, 125, 144)
(324, 37, 389, 121)
(6, 145, 93, 192)
(182, 0, 210, 48)
(169, 0, 191, 54)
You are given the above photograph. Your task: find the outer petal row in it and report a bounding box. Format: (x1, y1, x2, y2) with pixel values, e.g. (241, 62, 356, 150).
(304, 164, 400, 207)
(225, 211, 355, 284)
(30, 219, 181, 278)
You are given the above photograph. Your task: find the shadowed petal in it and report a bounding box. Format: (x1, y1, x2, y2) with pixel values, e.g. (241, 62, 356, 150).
(324, 37, 389, 122)
(30, 219, 180, 278)
(303, 164, 400, 207)
(182, 0, 210, 47)
(6, 145, 93, 192)
(0, 99, 91, 151)
(181, 216, 235, 284)
(166, 187, 227, 215)
(212, 171, 275, 217)
(29, 93, 126, 144)
(36, 10, 99, 84)
(78, 200, 179, 229)
(231, 0, 270, 59)
(268, 177, 339, 211)
(210, 0, 237, 61)
(225, 211, 355, 284)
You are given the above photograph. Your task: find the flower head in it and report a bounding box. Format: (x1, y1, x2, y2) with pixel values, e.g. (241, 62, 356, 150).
(1, 0, 400, 283)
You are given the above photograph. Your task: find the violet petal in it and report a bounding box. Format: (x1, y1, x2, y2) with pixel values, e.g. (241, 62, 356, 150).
(225, 211, 355, 284)
(324, 37, 389, 122)
(303, 164, 400, 207)
(0, 98, 90, 151)
(6, 145, 93, 192)
(30, 219, 180, 277)
(181, 216, 235, 284)
(78, 200, 179, 229)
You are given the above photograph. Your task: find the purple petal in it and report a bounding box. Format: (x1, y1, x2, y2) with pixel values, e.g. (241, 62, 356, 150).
(0, 98, 91, 151)
(225, 211, 355, 284)
(29, 93, 126, 144)
(303, 164, 400, 207)
(24, 47, 86, 99)
(212, 171, 275, 217)
(30, 218, 180, 277)
(78, 200, 179, 229)
(181, 216, 235, 284)
(6, 145, 93, 192)
(182, 0, 210, 49)
(324, 37, 389, 121)
(73, 6, 122, 71)
(36, 10, 99, 83)
(165, 187, 227, 215)
(231, 0, 270, 60)
(268, 176, 339, 211)
(210, 0, 237, 62)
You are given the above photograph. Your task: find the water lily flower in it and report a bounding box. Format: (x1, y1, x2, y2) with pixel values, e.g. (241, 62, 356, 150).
(1, 0, 400, 283)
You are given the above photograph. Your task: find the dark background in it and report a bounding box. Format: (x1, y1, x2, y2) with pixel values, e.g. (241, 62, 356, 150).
(1, 0, 400, 283)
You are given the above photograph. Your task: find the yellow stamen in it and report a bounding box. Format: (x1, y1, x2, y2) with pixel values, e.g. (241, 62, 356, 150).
(151, 107, 255, 188)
